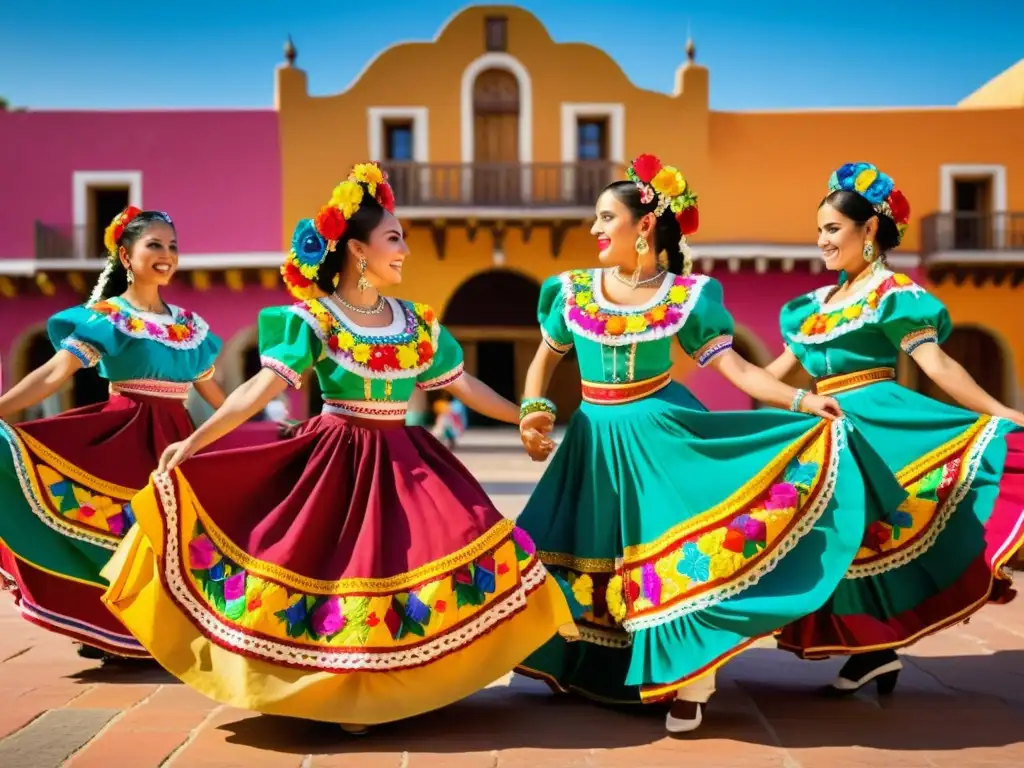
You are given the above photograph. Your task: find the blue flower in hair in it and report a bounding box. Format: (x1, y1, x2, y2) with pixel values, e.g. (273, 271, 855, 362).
(290, 218, 327, 268)
(829, 162, 894, 205)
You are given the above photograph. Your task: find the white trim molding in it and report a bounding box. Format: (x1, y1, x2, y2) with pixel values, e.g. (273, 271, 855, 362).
(460, 52, 533, 202)
(938, 163, 1008, 250)
(367, 107, 430, 201)
(559, 102, 625, 202)
(72, 171, 143, 261)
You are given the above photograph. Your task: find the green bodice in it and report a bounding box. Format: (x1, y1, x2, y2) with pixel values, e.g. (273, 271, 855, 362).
(48, 296, 221, 383)
(538, 269, 735, 383)
(258, 297, 464, 402)
(779, 269, 951, 378)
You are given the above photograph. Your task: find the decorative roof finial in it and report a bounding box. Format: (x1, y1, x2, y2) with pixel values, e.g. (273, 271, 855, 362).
(685, 21, 695, 62)
(284, 35, 297, 66)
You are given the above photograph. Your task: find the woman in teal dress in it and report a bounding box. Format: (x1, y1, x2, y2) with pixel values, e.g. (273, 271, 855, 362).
(513, 154, 903, 735)
(768, 162, 1024, 693)
(101, 163, 574, 734)
(0, 207, 225, 661)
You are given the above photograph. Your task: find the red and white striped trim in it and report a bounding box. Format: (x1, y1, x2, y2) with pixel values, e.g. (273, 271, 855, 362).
(109, 379, 191, 400)
(261, 356, 302, 388)
(418, 363, 464, 391)
(322, 400, 409, 421)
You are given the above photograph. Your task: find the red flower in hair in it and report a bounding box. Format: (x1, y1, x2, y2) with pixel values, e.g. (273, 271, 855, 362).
(676, 206, 699, 236)
(282, 261, 312, 288)
(376, 182, 396, 213)
(314, 205, 347, 241)
(887, 189, 911, 224)
(631, 154, 662, 184)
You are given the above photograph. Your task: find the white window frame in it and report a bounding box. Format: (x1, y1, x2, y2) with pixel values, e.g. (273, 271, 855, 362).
(72, 171, 143, 260)
(367, 107, 430, 202)
(939, 163, 1008, 250)
(559, 103, 625, 202)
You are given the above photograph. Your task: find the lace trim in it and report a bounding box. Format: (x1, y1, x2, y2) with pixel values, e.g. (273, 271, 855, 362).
(621, 419, 845, 632)
(846, 416, 1001, 579)
(786, 279, 925, 347)
(542, 329, 573, 354)
(156, 471, 548, 671)
(195, 365, 217, 383)
(693, 335, 733, 367)
(901, 327, 938, 354)
(260, 357, 302, 389)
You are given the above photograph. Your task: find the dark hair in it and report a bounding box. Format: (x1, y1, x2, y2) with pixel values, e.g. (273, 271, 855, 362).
(819, 189, 900, 255)
(88, 211, 176, 303)
(604, 181, 687, 274)
(313, 185, 387, 293)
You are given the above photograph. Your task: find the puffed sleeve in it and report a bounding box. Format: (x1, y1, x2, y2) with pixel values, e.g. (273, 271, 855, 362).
(537, 274, 574, 355)
(417, 322, 465, 391)
(878, 286, 952, 354)
(47, 304, 125, 368)
(257, 305, 323, 388)
(675, 277, 736, 366)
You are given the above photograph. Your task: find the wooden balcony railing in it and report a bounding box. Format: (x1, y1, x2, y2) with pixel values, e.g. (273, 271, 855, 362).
(380, 161, 621, 210)
(920, 212, 1024, 259)
(34, 223, 102, 261)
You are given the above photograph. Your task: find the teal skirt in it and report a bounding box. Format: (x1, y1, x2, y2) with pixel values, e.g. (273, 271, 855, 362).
(515, 381, 896, 704)
(778, 382, 1024, 656)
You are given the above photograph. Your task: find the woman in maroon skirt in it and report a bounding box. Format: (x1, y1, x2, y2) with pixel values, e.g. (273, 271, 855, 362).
(0, 206, 225, 662)
(101, 163, 574, 732)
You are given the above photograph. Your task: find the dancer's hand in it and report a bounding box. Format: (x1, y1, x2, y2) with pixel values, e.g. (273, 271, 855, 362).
(157, 439, 197, 474)
(998, 408, 1024, 428)
(520, 411, 555, 462)
(799, 393, 843, 420)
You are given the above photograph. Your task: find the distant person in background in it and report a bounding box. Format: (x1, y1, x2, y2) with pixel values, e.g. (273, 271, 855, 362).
(432, 394, 466, 449)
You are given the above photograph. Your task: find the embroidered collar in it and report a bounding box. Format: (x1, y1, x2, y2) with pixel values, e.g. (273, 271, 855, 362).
(561, 269, 707, 347)
(291, 297, 440, 380)
(785, 269, 923, 345)
(89, 297, 209, 350)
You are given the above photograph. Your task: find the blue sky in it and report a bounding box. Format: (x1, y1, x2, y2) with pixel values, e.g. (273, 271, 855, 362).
(1, 1, 1021, 110)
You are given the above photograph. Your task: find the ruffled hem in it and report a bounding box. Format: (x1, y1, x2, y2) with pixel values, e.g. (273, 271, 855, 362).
(778, 428, 1024, 656)
(104, 525, 575, 724)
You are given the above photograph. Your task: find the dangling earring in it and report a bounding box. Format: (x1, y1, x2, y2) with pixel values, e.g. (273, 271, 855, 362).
(125, 264, 135, 285)
(862, 241, 875, 263)
(629, 235, 649, 287)
(357, 258, 370, 293)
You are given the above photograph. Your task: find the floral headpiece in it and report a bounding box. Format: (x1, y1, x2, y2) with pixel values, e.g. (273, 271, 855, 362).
(281, 162, 397, 300)
(103, 206, 142, 255)
(828, 162, 911, 244)
(626, 154, 700, 273)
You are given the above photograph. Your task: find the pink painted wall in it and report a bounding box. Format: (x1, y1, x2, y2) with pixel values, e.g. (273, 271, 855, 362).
(0, 110, 281, 258)
(685, 266, 925, 411)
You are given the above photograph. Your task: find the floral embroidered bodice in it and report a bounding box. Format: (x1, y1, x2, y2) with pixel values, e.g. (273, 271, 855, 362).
(779, 269, 951, 379)
(538, 269, 735, 383)
(258, 297, 464, 401)
(49, 296, 221, 383)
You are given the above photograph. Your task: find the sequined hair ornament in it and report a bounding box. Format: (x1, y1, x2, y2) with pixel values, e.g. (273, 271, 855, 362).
(625, 153, 700, 275)
(88, 207, 174, 305)
(828, 162, 911, 245)
(281, 162, 397, 300)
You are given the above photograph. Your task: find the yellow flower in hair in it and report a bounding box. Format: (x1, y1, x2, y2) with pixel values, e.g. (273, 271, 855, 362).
(854, 168, 878, 193)
(329, 181, 364, 218)
(103, 222, 119, 256)
(652, 167, 686, 198)
(350, 163, 384, 193)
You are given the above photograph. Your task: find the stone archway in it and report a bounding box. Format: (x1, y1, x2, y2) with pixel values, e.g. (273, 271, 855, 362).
(442, 269, 580, 426)
(913, 325, 1012, 406)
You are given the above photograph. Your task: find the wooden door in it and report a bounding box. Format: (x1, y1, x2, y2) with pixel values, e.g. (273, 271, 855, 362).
(472, 69, 520, 205)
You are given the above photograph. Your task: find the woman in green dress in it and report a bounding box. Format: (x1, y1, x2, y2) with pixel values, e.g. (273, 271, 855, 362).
(769, 162, 1024, 694)
(513, 154, 899, 735)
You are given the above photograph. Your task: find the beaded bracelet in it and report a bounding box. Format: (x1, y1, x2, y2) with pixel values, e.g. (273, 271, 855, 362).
(789, 389, 809, 413)
(520, 397, 557, 422)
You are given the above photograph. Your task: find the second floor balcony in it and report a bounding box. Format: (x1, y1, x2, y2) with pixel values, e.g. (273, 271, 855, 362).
(920, 211, 1024, 262)
(381, 161, 621, 217)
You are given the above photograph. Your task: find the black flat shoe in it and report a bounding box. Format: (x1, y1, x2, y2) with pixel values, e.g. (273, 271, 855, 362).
(825, 649, 901, 696)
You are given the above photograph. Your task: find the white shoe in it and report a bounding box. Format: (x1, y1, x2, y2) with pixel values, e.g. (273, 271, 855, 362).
(665, 700, 703, 734)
